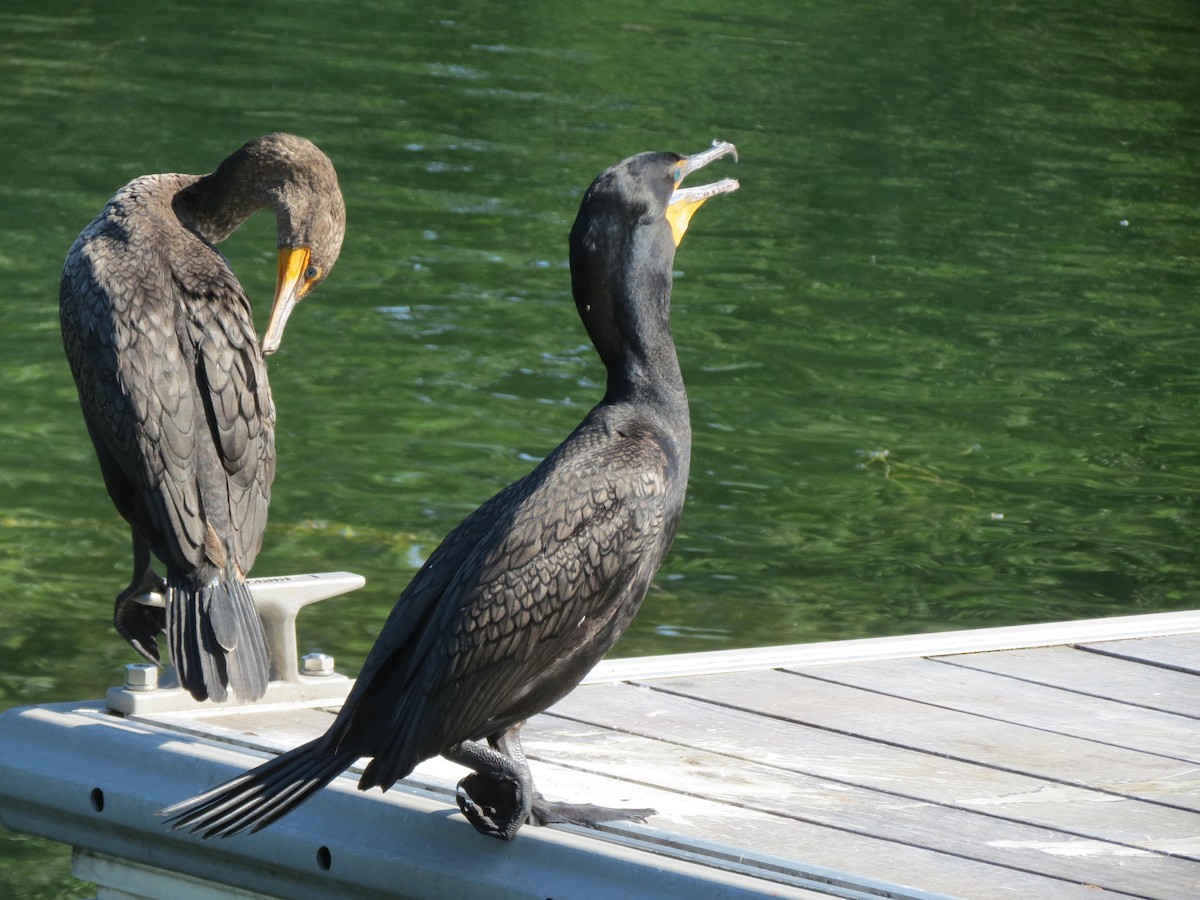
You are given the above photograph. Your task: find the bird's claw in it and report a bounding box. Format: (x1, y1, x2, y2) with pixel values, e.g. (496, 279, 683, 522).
(115, 573, 168, 664)
(455, 772, 527, 841)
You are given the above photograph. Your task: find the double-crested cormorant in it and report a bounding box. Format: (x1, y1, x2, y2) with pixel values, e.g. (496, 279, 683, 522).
(60, 134, 346, 702)
(162, 142, 738, 839)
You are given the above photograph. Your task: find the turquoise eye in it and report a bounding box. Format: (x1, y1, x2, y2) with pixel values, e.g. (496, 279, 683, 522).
(673, 166, 684, 183)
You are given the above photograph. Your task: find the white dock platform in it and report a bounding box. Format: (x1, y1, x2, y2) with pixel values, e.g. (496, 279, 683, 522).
(1, 577, 1197, 899)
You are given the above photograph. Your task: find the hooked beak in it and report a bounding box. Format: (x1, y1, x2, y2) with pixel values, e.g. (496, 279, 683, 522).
(262, 247, 313, 355)
(666, 141, 740, 247)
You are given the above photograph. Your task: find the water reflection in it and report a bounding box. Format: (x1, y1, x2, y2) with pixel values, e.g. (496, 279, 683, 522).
(2, 2, 1200, 886)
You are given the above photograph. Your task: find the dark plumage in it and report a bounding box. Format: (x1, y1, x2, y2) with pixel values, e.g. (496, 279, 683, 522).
(162, 142, 738, 839)
(60, 134, 346, 702)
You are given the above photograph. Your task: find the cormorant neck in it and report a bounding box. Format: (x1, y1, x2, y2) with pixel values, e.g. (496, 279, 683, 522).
(605, 296, 686, 410)
(173, 139, 303, 246)
(574, 230, 686, 412)
(175, 167, 270, 246)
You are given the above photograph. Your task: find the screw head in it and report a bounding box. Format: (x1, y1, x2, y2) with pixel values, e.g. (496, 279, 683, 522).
(301, 652, 335, 676)
(124, 663, 159, 691)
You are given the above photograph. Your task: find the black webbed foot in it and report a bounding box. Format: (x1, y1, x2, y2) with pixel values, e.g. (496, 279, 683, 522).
(530, 791, 656, 828)
(114, 568, 167, 664)
(447, 721, 655, 840)
(455, 775, 656, 837)
(455, 771, 529, 841)
(447, 726, 535, 841)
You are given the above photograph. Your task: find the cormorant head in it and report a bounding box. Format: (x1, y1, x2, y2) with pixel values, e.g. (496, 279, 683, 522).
(566, 142, 734, 314)
(258, 134, 347, 355)
(568, 143, 738, 360)
(569, 142, 739, 265)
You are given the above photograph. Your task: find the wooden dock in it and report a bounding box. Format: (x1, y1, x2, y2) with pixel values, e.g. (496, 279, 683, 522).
(1, 581, 1197, 899)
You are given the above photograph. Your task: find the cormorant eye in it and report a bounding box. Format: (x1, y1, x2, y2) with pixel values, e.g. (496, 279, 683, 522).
(305, 265, 321, 281)
(672, 165, 685, 183)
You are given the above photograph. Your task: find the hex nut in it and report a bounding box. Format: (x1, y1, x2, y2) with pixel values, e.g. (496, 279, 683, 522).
(301, 652, 335, 676)
(124, 663, 159, 691)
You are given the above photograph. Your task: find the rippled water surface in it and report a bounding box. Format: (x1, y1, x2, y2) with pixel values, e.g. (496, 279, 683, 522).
(2, 0, 1198, 893)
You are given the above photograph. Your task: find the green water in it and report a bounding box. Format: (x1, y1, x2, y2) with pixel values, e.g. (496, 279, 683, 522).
(2, 0, 1198, 893)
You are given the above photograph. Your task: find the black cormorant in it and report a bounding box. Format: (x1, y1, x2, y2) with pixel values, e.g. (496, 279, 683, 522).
(60, 133, 346, 702)
(162, 142, 738, 838)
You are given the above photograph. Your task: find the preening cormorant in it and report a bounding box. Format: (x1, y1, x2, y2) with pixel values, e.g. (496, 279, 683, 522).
(60, 133, 346, 702)
(162, 142, 738, 839)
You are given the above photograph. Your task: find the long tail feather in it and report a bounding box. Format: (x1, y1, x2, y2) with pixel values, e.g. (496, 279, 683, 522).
(160, 738, 357, 838)
(168, 566, 270, 703)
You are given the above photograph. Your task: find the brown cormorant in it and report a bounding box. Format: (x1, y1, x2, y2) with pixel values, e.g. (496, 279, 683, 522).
(60, 133, 346, 702)
(162, 142, 738, 839)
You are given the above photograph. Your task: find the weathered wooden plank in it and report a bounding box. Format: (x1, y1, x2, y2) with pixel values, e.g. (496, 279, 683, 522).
(935, 646, 1199, 719)
(503, 753, 1149, 900)
(147, 687, 1198, 898)
(521, 713, 1200, 899)
(1081, 634, 1200, 675)
(638, 669, 1200, 811)
(139, 707, 1131, 900)
(547, 682, 1200, 854)
(146, 702, 337, 749)
(130, 623, 1200, 900)
(785, 657, 1199, 763)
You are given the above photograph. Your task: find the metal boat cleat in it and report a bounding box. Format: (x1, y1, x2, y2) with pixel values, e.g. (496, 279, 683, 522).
(106, 571, 365, 715)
